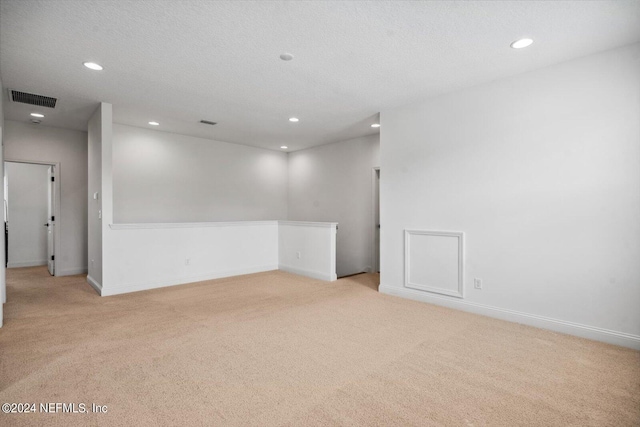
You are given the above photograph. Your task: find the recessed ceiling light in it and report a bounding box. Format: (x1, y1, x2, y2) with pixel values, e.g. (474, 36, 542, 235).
(148, 121, 160, 126)
(371, 123, 380, 128)
(510, 38, 533, 49)
(30, 113, 45, 118)
(83, 62, 103, 70)
(280, 146, 288, 149)
(289, 117, 299, 122)
(280, 53, 294, 61)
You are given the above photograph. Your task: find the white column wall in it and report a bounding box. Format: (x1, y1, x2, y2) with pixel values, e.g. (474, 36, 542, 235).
(278, 221, 338, 282)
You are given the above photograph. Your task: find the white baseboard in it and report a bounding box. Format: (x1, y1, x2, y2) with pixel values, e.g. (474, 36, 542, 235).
(56, 267, 88, 276)
(101, 265, 279, 296)
(86, 275, 103, 295)
(7, 260, 47, 268)
(278, 264, 337, 282)
(6, 263, 88, 277)
(379, 284, 640, 350)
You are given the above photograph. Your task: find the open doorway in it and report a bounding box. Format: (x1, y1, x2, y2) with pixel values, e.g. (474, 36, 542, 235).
(372, 167, 380, 274)
(4, 160, 59, 275)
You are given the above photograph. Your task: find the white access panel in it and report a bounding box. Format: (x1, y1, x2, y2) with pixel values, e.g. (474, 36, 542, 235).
(405, 230, 464, 298)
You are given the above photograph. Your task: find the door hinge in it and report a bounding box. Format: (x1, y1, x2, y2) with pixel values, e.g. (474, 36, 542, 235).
(51, 255, 55, 261)
(51, 216, 55, 221)
(51, 176, 55, 182)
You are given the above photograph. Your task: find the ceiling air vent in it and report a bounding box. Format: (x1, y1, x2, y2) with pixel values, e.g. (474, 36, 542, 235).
(9, 89, 57, 108)
(199, 120, 217, 126)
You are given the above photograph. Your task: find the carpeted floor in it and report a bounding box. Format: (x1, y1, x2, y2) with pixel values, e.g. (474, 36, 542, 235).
(0, 267, 638, 426)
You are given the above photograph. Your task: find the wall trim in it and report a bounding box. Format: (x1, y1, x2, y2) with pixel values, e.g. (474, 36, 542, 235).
(57, 267, 88, 276)
(279, 264, 337, 282)
(86, 275, 102, 296)
(379, 284, 640, 350)
(110, 221, 278, 230)
(278, 221, 338, 228)
(101, 265, 278, 296)
(7, 260, 47, 268)
(405, 229, 464, 298)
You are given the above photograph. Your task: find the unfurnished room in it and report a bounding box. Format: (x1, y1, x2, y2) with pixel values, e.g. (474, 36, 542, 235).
(0, 1, 639, 426)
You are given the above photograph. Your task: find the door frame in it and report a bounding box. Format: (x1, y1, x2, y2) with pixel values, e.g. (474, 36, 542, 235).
(4, 158, 61, 277)
(371, 167, 380, 274)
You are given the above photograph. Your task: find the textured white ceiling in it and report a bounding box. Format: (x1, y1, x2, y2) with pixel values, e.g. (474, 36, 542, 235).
(1, 0, 639, 151)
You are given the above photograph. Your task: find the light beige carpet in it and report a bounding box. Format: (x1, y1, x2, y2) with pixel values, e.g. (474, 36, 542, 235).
(0, 266, 638, 426)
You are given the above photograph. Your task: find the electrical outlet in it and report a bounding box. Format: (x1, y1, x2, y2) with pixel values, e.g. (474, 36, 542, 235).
(185, 258, 191, 266)
(474, 278, 483, 289)
(296, 251, 301, 259)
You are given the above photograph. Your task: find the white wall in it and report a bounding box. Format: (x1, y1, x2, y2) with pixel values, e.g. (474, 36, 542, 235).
(0, 74, 4, 126)
(97, 220, 336, 296)
(379, 44, 640, 348)
(91, 119, 335, 295)
(288, 134, 380, 277)
(6, 162, 49, 267)
(112, 124, 288, 223)
(87, 105, 104, 287)
(0, 74, 5, 325)
(279, 221, 337, 281)
(103, 222, 279, 296)
(4, 121, 88, 276)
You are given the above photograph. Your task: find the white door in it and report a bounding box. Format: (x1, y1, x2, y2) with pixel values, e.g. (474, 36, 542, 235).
(46, 166, 55, 276)
(374, 168, 380, 273)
